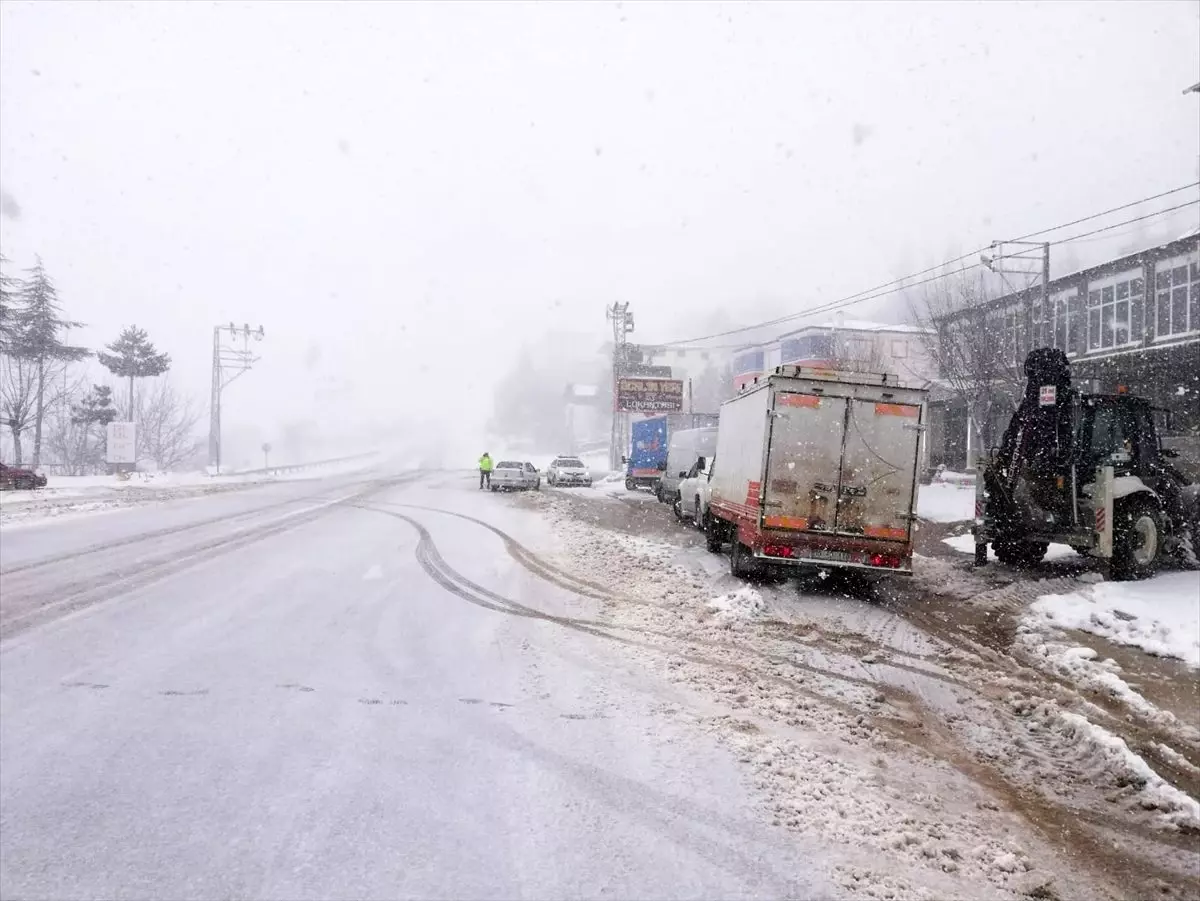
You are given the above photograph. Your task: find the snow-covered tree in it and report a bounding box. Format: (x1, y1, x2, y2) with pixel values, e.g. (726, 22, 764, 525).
(11, 258, 90, 464)
(97, 325, 171, 419)
(0, 253, 20, 353)
(0, 353, 38, 464)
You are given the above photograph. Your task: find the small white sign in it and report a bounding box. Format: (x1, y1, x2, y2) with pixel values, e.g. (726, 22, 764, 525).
(1038, 385, 1057, 407)
(106, 421, 137, 464)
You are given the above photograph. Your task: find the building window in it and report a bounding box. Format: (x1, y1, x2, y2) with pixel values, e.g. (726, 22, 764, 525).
(1035, 288, 1079, 355)
(780, 334, 834, 363)
(1085, 270, 1143, 353)
(1154, 252, 1200, 339)
(733, 350, 765, 375)
(890, 338, 908, 359)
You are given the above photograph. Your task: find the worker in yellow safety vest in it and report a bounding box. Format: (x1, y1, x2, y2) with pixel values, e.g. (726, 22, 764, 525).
(478, 452, 493, 489)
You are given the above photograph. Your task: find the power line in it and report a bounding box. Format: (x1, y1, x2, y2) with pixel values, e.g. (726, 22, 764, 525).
(1047, 199, 1200, 246)
(657, 182, 1200, 348)
(1009, 182, 1198, 243)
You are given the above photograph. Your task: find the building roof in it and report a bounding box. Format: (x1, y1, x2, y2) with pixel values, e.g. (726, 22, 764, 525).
(728, 319, 933, 354)
(939, 232, 1200, 323)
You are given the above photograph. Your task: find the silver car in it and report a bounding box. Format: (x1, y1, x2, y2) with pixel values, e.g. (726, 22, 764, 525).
(547, 456, 592, 487)
(490, 460, 541, 491)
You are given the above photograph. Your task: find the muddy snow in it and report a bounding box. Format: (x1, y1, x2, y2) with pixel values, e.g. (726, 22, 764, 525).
(502, 484, 1200, 901)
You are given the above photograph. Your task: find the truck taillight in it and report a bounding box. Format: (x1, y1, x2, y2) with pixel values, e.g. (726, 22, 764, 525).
(762, 544, 795, 558)
(869, 553, 901, 568)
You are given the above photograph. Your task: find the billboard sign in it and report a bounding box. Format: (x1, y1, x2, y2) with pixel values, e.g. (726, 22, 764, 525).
(106, 421, 137, 464)
(616, 377, 684, 412)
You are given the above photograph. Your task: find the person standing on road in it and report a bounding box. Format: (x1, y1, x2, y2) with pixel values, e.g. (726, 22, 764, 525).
(478, 452, 493, 489)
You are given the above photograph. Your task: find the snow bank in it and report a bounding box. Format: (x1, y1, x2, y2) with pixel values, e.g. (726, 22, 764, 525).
(1052, 711, 1200, 832)
(942, 534, 1077, 561)
(1029, 573, 1200, 668)
(917, 482, 974, 523)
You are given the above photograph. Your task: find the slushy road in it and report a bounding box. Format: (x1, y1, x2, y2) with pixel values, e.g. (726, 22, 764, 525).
(1, 467, 829, 900)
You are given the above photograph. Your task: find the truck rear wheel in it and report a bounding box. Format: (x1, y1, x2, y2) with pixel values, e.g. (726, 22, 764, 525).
(705, 517, 725, 553)
(730, 540, 758, 579)
(1111, 498, 1163, 581)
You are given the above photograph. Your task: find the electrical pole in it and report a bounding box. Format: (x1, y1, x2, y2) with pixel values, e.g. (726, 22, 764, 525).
(981, 240, 1051, 353)
(208, 322, 265, 473)
(605, 302, 634, 470)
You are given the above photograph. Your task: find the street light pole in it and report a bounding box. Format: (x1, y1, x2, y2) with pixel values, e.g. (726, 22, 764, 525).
(208, 322, 265, 473)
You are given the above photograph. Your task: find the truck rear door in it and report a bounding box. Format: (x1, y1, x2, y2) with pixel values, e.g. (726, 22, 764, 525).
(761, 392, 847, 531)
(837, 399, 921, 542)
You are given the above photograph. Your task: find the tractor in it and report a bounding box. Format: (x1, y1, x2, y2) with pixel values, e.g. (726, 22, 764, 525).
(974, 348, 1199, 580)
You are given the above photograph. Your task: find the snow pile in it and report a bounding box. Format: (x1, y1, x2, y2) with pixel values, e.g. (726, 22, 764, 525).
(1028, 573, 1200, 668)
(942, 534, 1077, 561)
(1016, 636, 1183, 729)
(703, 587, 768, 626)
(917, 482, 974, 523)
(1049, 711, 1200, 832)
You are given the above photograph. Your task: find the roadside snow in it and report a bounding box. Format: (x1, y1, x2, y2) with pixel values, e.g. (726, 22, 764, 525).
(1, 456, 384, 528)
(1052, 711, 1200, 832)
(942, 534, 1078, 561)
(917, 482, 974, 523)
(1028, 573, 1200, 668)
(703, 587, 768, 625)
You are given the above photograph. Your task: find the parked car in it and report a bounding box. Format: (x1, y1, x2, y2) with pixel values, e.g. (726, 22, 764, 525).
(547, 456, 592, 487)
(657, 426, 719, 503)
(674, 456, 715, 528)
(0, 462, 48, 490)
(490, 460, 541, 491)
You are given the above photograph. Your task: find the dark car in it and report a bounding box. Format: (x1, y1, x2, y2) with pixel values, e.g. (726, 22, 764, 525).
(0, 462, 48, 490)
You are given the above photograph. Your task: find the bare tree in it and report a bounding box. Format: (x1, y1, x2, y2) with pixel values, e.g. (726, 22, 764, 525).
(908, 267, 1025, 454)
(133, 377, 201, 471)
(1, 353, 38, 463)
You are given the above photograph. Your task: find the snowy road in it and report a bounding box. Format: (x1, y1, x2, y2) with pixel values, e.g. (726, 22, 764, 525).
(0, 468, 829, 900)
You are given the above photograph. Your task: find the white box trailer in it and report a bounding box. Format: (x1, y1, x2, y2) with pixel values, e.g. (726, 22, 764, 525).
(707, 366, 929, 578)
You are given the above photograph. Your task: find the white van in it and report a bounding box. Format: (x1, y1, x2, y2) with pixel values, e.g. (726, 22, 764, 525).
(658, 427, 719, 503)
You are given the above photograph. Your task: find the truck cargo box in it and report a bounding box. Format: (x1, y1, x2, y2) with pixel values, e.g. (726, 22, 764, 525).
(707, 367, 928, 577)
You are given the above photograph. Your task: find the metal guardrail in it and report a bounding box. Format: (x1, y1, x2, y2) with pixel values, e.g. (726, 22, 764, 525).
(218, 451, 379, 479)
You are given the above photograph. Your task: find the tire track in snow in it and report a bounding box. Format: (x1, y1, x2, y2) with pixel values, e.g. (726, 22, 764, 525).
(351, 501, 1200, 898)
(0, 474, 422, 644)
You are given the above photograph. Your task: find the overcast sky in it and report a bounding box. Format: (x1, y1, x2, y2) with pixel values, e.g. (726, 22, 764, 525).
(1, 1, 1197, 449)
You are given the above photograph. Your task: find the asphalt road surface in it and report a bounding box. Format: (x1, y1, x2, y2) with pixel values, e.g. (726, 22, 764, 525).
(0, 467, 830, 900)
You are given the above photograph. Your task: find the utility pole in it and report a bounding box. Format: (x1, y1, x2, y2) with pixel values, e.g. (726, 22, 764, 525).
(208, 322, 265, 473)
(605, 302, 634, 470)
(981, 240, 1051, 353)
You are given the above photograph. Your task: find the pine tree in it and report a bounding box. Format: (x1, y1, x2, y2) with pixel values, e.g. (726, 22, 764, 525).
(71, 383, 118, 467)
(13, 257, 90, 464)
(97, 325, 171, 419)
(0, 253, 20, 352)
